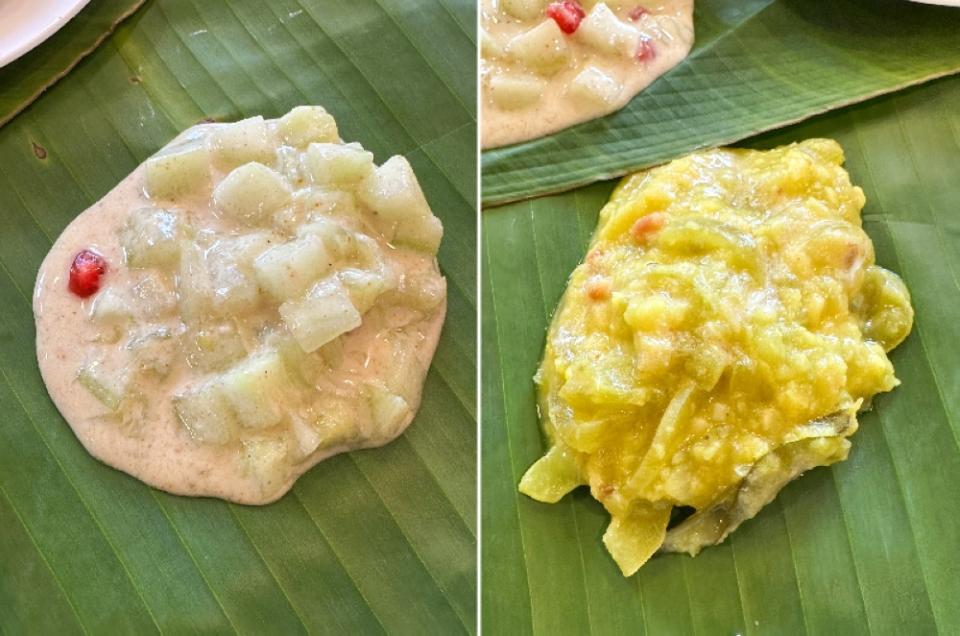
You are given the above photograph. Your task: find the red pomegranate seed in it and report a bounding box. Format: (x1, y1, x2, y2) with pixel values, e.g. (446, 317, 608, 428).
(546, 1, 586, 34)
(630, 212, 666, 243)
(637, 38, 656, 62)
(68, 249, 107, 298)
(629, 6, 650, 20)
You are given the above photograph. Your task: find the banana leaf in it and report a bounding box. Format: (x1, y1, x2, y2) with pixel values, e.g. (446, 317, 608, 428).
(481, 0, 960, 206)
(0, 0, 476, 633)
(0, 0, 146, 128)
(482, 73, 960, 633)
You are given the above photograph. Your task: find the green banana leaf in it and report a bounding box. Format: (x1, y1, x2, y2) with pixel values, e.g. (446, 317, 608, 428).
(482, 73, 960, 634)
(0, 0, 146, 127)
(481, 0, 960, 206)
(0, 0, 476, 633)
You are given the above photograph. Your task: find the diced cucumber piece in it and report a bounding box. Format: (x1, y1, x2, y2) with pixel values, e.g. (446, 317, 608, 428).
(383, 335, 425, 403)
(298, 218, 362, 262)
(276, 145, 306, 187)
(502, 0, 547, 20)
(279, 189, 359, 234)
(568, 65, 623, 106)
(279, 276, 362, 353)
(177, 241, 213, 322)
(242, 437, 290, 492)
(266, 329, 327, 385)
(480, 28, 504, 58)
(254, 234, 332, 301)
(294, 188, 360, 223)
(357, 155, 433, 224)
(394, 266, 446, 312)
(393, 213, 444, 255)
(577, 3, 641, 57)
(173, 381, 237, 445)
(304, 142, 375, 186)
(355, 234, 386, 271)
(367, 384, 412, 441)
(77, 361, 126, 411)
(120, 207, 181, 269)
(278, 106, 339, 148)
(88, 286, 133, 328)
(507, 20, 571, 75)
(339, 268, 389, 314)
(273, 206, 306, 236)
(130, 272, 177, 318)
(208, 116, 275, 167)
(490, 73, 545, 110)
(290, 415, 323, 458)
(126, 327, 177, 377)
(183, 322, 247, 372)
(214, 162, 292, 226)
(144, 141, 210, 200)
(205, 232, 279, 314)
(218, 350, 290, 429)
(214, 232, 282, 270)
(209, 260, 260, 315)
(313, 394, 363, 448)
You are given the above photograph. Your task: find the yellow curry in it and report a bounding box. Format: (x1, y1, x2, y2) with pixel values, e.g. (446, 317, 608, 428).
(520, 139, 914, 575)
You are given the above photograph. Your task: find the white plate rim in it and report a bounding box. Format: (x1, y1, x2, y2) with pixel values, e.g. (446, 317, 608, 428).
(0, 0, 92, 68)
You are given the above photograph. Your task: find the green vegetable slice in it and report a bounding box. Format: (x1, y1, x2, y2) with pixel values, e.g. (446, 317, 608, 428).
(662, 408, 857, 556)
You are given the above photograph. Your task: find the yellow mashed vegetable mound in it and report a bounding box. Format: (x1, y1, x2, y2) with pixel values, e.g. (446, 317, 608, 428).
(520, 139, 914, 575)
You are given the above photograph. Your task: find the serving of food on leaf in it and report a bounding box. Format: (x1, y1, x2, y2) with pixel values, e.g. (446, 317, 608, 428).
(519, 139, 913, 575)
(34, 106, 446, 504)
(481, 0, 694, 148)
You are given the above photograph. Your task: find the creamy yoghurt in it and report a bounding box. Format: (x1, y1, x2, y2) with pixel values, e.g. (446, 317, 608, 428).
(34, 107, 447, 504)
(482, 0, 694, 148)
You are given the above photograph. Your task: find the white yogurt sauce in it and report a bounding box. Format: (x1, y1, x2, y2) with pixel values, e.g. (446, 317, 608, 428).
(33, 111, 446, 504)
(482, 0, 694, 148)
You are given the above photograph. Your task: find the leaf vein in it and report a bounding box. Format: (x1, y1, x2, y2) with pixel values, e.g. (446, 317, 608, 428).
(0, 365, 162, 635)
(0, 483, 88, 635)
(483, 225, 537, 633)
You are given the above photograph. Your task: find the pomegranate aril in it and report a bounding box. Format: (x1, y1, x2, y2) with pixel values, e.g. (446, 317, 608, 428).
(637, 38, 656, 62)
(628, 6, 650, 21)
(69, 249, 108, 298)
(546, 1, 586, 34)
